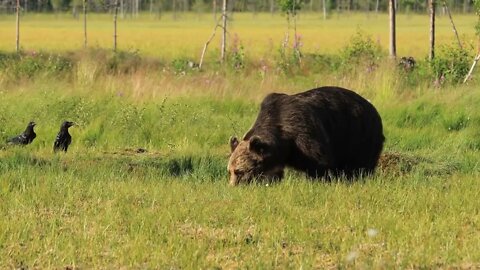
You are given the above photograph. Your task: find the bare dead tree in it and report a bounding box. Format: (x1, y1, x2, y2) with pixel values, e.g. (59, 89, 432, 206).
(220, 0, 227, 63)
(463, 53, 480, 83)
(16, 0, 20, 53)
(199, 16, 223, 69)
(83, 0, 87, 48)
(113, 0, 119, 52)
(429, 0, 435, 60)
(389, 0, 396, 58)
(443, 0, 462, 49)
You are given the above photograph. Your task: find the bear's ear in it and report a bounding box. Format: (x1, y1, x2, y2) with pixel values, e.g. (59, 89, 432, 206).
(230, 136, 239, 152)
(249, 136, 268, 154)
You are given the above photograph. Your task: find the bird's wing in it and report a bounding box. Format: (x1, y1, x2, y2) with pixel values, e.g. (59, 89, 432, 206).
(53, 133, 63, 148)
(8, 133, 28, 144)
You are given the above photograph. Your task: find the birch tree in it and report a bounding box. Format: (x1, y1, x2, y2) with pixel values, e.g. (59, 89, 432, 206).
(220, 0, 227, 63)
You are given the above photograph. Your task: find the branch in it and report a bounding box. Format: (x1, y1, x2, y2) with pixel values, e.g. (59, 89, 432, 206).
(443, 0, 462, 50)
(199, 16, 223, 69)
(463, 53, 480, 84)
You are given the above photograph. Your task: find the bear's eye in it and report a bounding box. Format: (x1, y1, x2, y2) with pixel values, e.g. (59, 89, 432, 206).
(234, 169, 243, 176)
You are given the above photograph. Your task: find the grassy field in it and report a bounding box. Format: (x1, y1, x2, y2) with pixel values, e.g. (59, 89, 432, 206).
(0, 12, 479, 59)
(0, 12, 480, 269)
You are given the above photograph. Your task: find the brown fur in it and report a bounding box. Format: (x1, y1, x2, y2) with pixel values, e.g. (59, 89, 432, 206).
(228, 86, 384, 185)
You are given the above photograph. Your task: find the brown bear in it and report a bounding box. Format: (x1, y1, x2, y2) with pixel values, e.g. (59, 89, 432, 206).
(228, 86, 384, 185)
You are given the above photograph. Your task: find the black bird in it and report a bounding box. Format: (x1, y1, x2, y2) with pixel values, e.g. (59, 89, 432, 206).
(7, 121, 37, 145)
(53, 121, 74, 153)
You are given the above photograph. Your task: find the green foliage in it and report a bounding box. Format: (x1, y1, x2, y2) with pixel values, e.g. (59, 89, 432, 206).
(229, 35, 246, 70)
(429, 43, 472, 84)
(339, 30, 383, 71)
(0, 52, 72, 79)
(474, 0, 480, 36)
(107, 50, 144, 73)
(277, 0, 302, 15)
(171, 57, 198, 74)
(275, 47, 297, 74)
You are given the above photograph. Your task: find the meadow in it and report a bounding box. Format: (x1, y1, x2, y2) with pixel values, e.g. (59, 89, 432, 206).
(0, 12, 480, 268)
(0, 12, 479, 59)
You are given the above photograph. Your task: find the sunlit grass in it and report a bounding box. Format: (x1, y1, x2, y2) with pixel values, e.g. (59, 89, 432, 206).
(0, 12, 480, 268)
(0, 12, 478, 59)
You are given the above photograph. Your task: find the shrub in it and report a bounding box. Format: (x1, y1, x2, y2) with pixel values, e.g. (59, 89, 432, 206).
(0, 51, 72, 79)
(229, 34, 246, 70)
(339, 30, 383, 72)
(171, 57, 198, 74)
(429, 43, 472, 84)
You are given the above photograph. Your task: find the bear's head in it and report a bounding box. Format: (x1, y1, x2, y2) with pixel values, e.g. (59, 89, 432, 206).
(227, 136, 284, 186)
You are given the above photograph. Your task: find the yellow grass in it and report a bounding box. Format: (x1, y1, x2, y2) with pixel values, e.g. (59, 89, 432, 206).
(0, 12, 478, 59)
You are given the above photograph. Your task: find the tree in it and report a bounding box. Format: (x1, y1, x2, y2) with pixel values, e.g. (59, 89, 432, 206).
(429, 0, 435, 60)
(463, 0, 480, 83)
(16, 0, 20, 53)
(83, 0, 87, 48)
(220, 0, 227, 62)
(278, 0, 302, 58)
(389, 0, 396, 58)
(51, 0, 62, 12)
(113, 0, 119, 52)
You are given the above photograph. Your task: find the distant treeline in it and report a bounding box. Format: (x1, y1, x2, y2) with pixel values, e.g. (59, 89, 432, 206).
(0, 0, 475, 16)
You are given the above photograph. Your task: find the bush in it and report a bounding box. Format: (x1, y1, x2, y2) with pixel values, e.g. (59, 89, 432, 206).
(429, 43, 472, 84)
(339, 30, 383, 71)
(171, 57, 198, 74)
(0, 51, 72, 79)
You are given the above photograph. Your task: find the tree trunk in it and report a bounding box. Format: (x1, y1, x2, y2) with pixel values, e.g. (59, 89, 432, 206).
(375, 0, 379, 13)
(16, 0, 20, 53)
(173, 0, 177, 20)
(113, 0, 119, 52)
(73, 6, 78, 19)
(323, 0, 327, 19)
(270, 0, 275, 15)
(83, 0, 87, 48)
(443, 1, 462, 49)
(121, 0, 125, 19)
(389, 0, 396, 58)
(213, 0, 217, 21)
(221, 0, 227, 63)
(463, 53, 480, 83)
(429, 0, 435, 60)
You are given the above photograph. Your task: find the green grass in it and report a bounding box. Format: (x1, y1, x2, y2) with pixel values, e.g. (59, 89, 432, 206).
(0, 12, 480, 268)
(1, 68, 479, 268)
